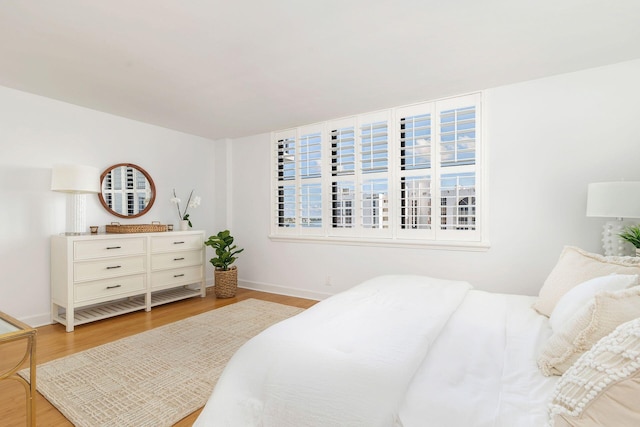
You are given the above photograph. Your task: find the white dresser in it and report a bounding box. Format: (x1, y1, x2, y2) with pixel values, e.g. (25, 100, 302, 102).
(51, 230, 206, 332)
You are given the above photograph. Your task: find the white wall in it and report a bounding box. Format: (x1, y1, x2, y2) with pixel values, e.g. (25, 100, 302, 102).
(0, 86, 223, 326)
(231, 59, 640, 299)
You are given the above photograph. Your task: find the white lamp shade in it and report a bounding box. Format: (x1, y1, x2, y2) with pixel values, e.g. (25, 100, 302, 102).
(586, 182, 640, 218)
(51, 164, 100, 194)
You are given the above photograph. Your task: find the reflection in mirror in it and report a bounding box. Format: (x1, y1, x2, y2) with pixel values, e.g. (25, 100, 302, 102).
(99, 163, 156, 218)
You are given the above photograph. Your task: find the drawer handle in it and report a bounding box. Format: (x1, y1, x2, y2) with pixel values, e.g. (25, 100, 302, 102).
(106, 265, 122, 269)
(106, 246, 122, 250)
(173, 257, 185, 261)
(106, 285, 122, 289)
(174, 273, 185, 278)
(173, 241, 185, 244)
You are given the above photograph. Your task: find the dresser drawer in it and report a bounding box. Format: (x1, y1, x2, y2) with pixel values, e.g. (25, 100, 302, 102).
(151, 265, 202, 289)
(74, 274, 146, 303)
(74, 238, 146, 260)
(151, 250, 203, 271)
(74, 256, 146, 282)
(150, 234, 202, 253)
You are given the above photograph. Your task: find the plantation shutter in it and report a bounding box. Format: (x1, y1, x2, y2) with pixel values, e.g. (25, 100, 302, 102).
(397, 104, 434, 237)
(359, 112, 390, 234)
(274, 131, 297, 231)
(330, 120, 356, 232)
(298, 127, 323, 233)
(435, 93, 480, 241)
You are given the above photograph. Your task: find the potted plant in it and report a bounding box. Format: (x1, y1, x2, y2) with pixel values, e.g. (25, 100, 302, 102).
(619, 225, 640, 256)
(171, 189, 201, 230)
(204, 230, 244, 298)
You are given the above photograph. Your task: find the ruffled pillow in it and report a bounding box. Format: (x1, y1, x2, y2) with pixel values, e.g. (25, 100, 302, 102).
(538, 286, 640, 376)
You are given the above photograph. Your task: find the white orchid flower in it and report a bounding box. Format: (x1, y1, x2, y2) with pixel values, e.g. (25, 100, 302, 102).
(172, 189, 201, 227)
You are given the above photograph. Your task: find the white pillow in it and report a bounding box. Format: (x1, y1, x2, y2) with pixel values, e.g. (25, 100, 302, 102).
(549, 274, 638, 332)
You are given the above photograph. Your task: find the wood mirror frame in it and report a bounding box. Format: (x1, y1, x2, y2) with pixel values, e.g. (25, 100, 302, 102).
(98, 163, 156, 218)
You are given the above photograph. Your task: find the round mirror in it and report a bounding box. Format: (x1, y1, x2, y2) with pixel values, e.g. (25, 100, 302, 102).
(98, 163, 156, 218)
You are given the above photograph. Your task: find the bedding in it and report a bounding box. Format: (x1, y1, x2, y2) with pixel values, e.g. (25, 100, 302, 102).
(194, 275, 559, 426)
(399, 289, 556, 427)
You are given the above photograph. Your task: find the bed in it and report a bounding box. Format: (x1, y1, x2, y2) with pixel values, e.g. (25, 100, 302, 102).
(195, 247, 640, 426)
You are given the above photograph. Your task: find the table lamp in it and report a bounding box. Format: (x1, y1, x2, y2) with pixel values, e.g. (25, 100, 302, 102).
(51, 164, 101, 234)
(586, 181, 640, 256)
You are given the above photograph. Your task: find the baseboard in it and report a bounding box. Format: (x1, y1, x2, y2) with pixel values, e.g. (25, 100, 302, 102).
(20, 312, 52, 328)
(238, 279, 332, 301)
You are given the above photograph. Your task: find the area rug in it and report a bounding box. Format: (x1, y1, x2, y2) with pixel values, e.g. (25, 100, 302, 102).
(19, 299, 304, 427)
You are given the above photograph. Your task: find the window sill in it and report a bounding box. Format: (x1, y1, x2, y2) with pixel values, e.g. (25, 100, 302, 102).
(268, 234, 491, 251)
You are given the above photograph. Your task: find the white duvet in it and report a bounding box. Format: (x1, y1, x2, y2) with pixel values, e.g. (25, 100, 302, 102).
(195, 275, 558, 427)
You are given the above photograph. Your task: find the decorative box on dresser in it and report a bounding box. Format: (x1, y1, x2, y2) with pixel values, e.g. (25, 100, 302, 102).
(51, 230, 206, 332)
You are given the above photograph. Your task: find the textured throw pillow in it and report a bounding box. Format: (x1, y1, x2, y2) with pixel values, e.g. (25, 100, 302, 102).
(538, 286, 640, 376)
(548, 317, 640, 427)
(533, 246, 640, 317)
(549, 274, 638, 332)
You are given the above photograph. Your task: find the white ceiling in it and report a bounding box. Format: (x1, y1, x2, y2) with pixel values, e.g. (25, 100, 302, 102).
(1, 1, 639, 140)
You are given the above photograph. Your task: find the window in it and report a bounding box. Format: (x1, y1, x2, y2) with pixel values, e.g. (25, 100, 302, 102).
(271, 93, 484, 247)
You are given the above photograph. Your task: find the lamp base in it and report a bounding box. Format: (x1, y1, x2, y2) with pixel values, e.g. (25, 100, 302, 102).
(65, 193, 87, 234)
(601, 220, 635, 256)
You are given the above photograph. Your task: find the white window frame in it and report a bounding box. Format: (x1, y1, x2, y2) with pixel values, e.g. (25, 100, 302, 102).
(270, 92, 488, 250)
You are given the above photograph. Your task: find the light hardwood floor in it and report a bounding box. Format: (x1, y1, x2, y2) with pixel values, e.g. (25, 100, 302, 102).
(0, 287, 318, 427)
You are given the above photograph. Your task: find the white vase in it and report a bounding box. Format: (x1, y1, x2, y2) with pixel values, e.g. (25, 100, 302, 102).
(179, 220, 189, 231)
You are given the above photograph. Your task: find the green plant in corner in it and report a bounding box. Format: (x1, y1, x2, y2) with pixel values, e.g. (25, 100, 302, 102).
(204, 230, 244, 270)
(619, 224, 640, 249)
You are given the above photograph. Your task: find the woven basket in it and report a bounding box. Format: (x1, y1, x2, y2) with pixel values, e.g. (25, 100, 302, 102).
(214, 267, 238, 298)
(105, 223, 168, 233)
